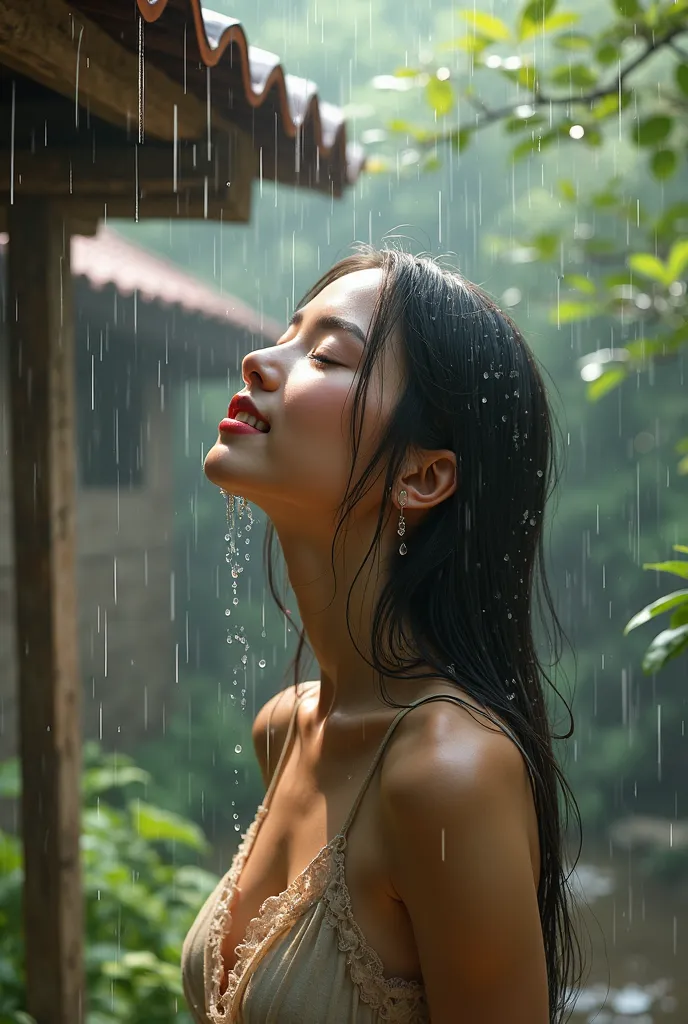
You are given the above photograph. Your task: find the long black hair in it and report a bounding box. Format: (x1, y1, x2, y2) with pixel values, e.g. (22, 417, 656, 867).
(262, 246, 584, 1021)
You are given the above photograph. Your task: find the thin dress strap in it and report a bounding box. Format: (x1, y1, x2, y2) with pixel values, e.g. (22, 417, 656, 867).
(339, 693, 474, 838)
(263, 686, 313, 808)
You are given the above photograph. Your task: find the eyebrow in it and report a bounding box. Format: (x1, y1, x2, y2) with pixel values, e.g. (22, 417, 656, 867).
(288, 309, 367, 347)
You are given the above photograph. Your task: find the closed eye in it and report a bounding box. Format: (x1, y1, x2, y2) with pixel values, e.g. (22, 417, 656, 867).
(308, 352, 339, 366)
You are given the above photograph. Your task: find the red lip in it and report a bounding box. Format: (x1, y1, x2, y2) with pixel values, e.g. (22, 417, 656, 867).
(227, 393, 270, 428)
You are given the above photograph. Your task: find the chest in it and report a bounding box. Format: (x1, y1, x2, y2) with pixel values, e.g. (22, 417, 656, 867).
(219, 761, 422, 989)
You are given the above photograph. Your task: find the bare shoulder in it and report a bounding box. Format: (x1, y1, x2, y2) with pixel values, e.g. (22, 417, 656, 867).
(380, 689, 529, 798)
(377, 692, 548, 1022)
(251, 679, 320, 788)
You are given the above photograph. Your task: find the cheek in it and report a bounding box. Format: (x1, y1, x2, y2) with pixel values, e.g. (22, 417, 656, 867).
(284, 378, 352, 445)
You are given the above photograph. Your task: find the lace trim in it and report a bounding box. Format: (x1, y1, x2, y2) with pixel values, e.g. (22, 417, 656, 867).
(205, 804, 334, 1022)
(322, 834, 428, 1024)
(205, 803, 268, 1021)
(206, 819, 428, 1024)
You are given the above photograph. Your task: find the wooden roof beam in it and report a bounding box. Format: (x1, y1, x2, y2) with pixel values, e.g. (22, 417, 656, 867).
(0, 0, 221, 142)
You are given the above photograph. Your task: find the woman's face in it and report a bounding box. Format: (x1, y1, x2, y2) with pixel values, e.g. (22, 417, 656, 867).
(204, 268, 404, 533)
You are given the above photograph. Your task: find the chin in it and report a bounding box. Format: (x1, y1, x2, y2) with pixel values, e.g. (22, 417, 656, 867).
(203, 442, 233, 489)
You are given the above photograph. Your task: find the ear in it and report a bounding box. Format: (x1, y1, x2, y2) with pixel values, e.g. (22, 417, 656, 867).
(397, 450, 458, 513)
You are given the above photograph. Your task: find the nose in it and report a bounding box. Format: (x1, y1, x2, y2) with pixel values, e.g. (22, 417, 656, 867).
(241, 346, 281, 392)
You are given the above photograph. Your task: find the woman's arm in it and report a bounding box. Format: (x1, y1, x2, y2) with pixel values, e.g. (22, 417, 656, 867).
(380, 713, 549, 1024)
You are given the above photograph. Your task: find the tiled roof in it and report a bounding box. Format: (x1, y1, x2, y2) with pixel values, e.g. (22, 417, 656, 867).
(71, 0, 365, 197)
(0, 228, 282, 341)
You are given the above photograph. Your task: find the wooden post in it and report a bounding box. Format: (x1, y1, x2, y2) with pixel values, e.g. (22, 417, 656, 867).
(7, 200, 84, 1024)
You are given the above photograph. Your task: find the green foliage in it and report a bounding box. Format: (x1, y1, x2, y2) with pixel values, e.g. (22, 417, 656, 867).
(0, 743, 217, 1023)
(376, 0, 688, 419)
(624, 547, 688, 672)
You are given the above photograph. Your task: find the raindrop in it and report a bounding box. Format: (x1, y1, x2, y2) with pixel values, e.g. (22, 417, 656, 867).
(234, 744, 242, 754)
(233, 597, 239, 605)
(536, 470, 544, 477)
(258, 659, 267, 669)
(481, 397, 488, 404)
(224, 608, 231, 616)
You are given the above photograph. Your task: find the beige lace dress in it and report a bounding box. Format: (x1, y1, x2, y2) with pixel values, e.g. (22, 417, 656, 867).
(180, 690, 463, 1023)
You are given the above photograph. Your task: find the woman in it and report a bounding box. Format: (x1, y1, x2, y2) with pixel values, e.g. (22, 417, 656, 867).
(181, 248, 583, 1024)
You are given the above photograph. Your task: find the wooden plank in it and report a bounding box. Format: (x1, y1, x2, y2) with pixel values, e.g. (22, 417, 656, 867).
(1, 139, 236, 194)
(6, 200, 85, 1024)
(0, 0, 216, 141)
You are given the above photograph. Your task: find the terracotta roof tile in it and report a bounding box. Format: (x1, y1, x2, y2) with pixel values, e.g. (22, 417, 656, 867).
(71, 0, 365, 196)
(0, 228, 282, 341)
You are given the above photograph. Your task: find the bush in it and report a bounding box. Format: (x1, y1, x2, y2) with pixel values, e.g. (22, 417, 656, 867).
(0, 742, 218, 1023)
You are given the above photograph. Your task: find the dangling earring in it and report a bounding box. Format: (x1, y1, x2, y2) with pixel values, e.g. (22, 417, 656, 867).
(397, 489, 408, 555)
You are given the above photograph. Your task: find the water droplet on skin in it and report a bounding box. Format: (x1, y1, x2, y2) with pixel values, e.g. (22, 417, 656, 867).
(235, 744, 242, 753)
(259, 659, 266, 668)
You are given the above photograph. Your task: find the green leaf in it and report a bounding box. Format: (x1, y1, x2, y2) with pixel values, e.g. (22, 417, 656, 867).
(518, 0, 558, 40)
(82, 765, 151, 799)
(651, 148, 677, 180)
(586, 366, 628, 400)
(671, 604, 688, 628)
(614, 0, 641, 15)
(533, 231, 560, 258)
(677, 63, 688, 96)
(511, 128, 558, 160)
(520, 10, 578, 40)
(504, 113, 547, 133)
(596, 42, 620, 64)
(450, 128, 473, 152)
(553, 32, 592, 50)
(592, 93, 622, 119)
(558, 178, 577, 201)
(641, 624, 688, 674)
(459, 10, 512, 41)
(549, 299, 600, 323)
(518, 65, 539, 89)
(444, 33, 492, 53)
(564, 273, 596, 294)
(642, 560, 688, 580)
(425, 76, 454, 116)
(393, 67, 421, 78)
(130, 799, 209, 851)
(551, 63, 598, 87)
(0, 759, 20, 799)
(624, 590, 688, 634)
(634, 115, 673, 147)
(628, 252, 668, 283)
(666, 238, 688, 283)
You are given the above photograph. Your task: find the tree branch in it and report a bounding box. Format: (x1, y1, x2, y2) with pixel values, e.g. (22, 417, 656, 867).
(422, 27, 687, 147)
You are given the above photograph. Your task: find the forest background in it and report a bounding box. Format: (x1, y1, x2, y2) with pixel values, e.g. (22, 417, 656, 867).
(121, 0, 688, 845)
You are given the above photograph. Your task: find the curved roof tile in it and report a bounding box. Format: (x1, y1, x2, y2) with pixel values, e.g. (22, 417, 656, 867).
(73, 0, 364, 197)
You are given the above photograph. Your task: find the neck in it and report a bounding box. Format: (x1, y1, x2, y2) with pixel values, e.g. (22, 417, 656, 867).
(270, 508, 411, 724)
